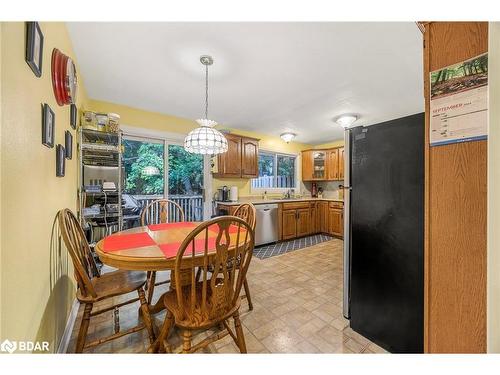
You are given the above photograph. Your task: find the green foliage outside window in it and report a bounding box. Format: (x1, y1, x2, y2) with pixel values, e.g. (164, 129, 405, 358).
(123, 140, 203, 196)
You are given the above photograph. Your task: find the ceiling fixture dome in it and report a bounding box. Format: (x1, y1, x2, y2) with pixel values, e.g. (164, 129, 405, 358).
(280, 132, 297, 143)
(184, 55, 228, 155)
(335, 115, 358, 128)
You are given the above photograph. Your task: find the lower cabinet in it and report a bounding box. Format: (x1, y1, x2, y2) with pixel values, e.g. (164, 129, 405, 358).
(296, 208, 311, 237)
(319, 201, 329, 233)
(279, 200, 343, 241)
(282, 209, 298, 240)
(328, 207, 343, 237)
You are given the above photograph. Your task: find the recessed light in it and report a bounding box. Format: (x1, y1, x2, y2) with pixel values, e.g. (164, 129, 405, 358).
(280, 132, 296, 143)
(335, 115, 358, 128)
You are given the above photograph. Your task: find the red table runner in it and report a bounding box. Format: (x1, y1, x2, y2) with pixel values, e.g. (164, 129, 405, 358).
(103, 232, 155, 252)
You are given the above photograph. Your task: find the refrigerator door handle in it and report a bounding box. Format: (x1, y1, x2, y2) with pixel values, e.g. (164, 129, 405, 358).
(343, 129, 352, 320)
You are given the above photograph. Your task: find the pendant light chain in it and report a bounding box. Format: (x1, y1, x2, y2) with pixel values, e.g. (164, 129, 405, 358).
(184, 55, 227, 155)
(205, 63, 209, 120)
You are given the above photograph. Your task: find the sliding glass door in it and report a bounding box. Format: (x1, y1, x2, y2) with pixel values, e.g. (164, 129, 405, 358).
(122, 135, 209, 225)
(167, 144, 205, 221)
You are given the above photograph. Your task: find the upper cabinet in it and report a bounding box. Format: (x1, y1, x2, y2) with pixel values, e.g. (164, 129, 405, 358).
(302, 146, 344, 181)
(312, 150, 327, 179)
(241, 137, 259, 177)
(302, 150, 314, 181)
(213, 134, 259, 178)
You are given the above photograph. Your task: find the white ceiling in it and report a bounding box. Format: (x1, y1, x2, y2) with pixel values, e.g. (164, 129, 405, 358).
(67, 22, 423, 144)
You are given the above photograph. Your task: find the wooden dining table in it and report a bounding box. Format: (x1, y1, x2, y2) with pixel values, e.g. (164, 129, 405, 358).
(95, 221, 249, 311)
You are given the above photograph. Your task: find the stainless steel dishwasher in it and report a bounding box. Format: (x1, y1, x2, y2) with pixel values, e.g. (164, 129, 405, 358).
(254, 204, 279, 246)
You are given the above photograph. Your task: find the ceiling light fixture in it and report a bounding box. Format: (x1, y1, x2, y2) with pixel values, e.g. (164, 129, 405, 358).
(280, 132, 296, 143)
(184, 55, 228, 155)
(335, 115, 358, 128)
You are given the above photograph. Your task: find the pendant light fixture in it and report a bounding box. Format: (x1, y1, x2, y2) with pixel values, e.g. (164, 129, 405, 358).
(184, 55, 228, 155)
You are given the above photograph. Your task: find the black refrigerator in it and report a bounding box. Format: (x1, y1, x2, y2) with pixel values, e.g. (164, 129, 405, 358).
(342, 113, 424, 353)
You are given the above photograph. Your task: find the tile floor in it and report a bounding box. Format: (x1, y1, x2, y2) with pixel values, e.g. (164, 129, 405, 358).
(67, 238, 388, 354)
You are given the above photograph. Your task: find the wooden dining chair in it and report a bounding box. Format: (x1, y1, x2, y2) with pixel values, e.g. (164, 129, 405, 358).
(58, 208, 155, 353)
(141, 198, 186, 304)
(232, 203, 256, 310)
(149, 216, 255, 353)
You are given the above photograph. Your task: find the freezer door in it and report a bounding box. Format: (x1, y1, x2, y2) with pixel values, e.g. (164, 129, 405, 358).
(349, 113, 424, 353)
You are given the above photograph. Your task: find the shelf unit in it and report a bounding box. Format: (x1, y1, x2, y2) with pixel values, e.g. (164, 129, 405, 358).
(78, 127, 123, 242)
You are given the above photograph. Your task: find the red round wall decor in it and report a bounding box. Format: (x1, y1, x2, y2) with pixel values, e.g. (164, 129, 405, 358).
(51, 48, 78, 106)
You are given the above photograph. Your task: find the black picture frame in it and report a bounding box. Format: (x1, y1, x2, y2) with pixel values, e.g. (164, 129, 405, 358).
(70, 104, 77, 129)
(42, 103, 55, 148)
(25, 22, 44, 77)
(56, 144, 65, 177)
(65, 131, 73, 160)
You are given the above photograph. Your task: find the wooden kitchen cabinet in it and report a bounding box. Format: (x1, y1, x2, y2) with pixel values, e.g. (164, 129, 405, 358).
(280, 202, 311, 240)
(327, 148, 339, 180)
(328, 202, 343, 238)
(302, 146, 344, 181)
(319, 201, 329, 233)
(241, 137, 259, 177)
(296, 208, 311, 237)
(302, 150, 314, 181)
(279, 200, 343, 240)
(310, 202, 318, 234)
(214, 134, 259, 178)
(338, 147, 345, 180)
(282, 209, 298, 240)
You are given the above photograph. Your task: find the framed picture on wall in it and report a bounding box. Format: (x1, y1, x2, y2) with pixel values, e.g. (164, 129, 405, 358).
(56, 144, 65, 177)
(25, 22, 44, 77)
(70, 104, 77, 129)
(65, 131, 73, 160)
(42, 103, 55, 148)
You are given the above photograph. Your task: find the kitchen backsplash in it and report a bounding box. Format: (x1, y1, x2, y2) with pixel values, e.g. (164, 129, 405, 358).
(302, 181, 344, 199)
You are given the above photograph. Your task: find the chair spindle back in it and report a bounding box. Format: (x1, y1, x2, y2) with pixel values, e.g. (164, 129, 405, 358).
(58, 209, 99, 298)
(174, 216, 254, 325)
(141, 199, 185, 226)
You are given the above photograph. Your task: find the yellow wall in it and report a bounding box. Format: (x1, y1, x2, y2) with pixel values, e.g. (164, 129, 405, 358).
(1, 22, 89, 351)
(0, 22, 3, 341)
(488, 22, 500, 353)
(88, 99, 314, 197)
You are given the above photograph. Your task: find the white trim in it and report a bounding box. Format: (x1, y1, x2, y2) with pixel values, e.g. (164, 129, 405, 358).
(57, 299, 80, 353)
(120, 124, 186, 143)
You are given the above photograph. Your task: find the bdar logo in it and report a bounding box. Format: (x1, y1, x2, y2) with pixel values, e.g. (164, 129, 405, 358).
(1, 339, 17, 353)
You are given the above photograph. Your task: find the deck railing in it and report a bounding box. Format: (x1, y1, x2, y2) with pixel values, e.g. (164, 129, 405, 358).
(134, 194, 204, 222)
(251, 175, 295, 189)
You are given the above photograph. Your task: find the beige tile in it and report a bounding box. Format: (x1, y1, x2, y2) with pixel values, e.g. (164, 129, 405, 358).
(252, 318, 287, 340)
(330, 317, 350, 331)
(261, 328, 304, 353)
(67, 238, 382, 354)
(367, 342, 389, 353)
(344, 338, 366, 353)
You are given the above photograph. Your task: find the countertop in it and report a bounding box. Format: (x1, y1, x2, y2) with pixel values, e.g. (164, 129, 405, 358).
(215, 197, 344, 206)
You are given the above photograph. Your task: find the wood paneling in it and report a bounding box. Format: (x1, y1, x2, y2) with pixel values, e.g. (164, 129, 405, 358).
(423, 22, 487, 353)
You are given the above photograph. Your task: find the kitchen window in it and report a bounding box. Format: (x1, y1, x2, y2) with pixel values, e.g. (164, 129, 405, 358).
(251, 151, 297, 190)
